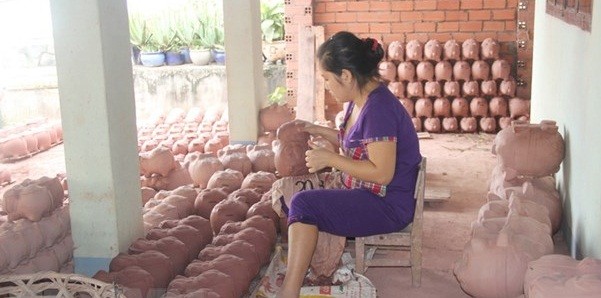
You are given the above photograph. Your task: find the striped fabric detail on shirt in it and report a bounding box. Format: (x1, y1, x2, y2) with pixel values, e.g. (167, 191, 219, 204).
(341, 136, 397, 197)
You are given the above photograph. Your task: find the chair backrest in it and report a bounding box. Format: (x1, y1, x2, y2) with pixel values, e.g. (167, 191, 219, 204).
(411, 157, 427, 236)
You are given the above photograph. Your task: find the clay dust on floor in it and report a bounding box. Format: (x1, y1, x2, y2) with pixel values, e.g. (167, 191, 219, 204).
(0, 133, 569, 297)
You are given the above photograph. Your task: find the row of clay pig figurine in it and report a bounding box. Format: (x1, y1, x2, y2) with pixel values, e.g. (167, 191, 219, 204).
(385, 38, 502, 62)
(0, 122, 63, 161)
(398, 96, 529, 119)
(454, 120, 566, 297)
(378, 58, 513, 84)
(387, 78, 518, 99)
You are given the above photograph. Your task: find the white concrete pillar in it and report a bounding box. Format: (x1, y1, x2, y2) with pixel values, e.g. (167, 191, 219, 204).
(223, 0, 264, 144)
(49, 0, 143, 276)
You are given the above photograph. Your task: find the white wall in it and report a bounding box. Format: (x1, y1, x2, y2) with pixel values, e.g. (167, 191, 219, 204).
(531, 1, 601, 258)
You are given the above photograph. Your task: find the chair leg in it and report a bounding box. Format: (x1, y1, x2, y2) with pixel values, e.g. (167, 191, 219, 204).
(355, 237, 365, 274)
(410, 241, 422, 287)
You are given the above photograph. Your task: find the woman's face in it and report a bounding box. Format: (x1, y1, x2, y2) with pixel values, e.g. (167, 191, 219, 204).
(319, 64, 352, 103)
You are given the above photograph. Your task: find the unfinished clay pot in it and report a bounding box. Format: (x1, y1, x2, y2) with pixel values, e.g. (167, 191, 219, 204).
(469, 97, 488, 117)
(273, 121, 311, 177)
(165, 270, 235, 298)
(186, 152, 224, 188)
(499, 79, 516, 97)
(140, 139, 159, 152)
(240, 171, 277, 194)
(109, 250, 174, 290)
(435, 61, 453, 82)
(206, 169, 244, 194)
(171, 139, 189, 156)
(424, 81, 441, 98)
(219, 215, 277, 245)
(451, 98, 469, 117)
(415, 98, 433, 118)
(246, 144, 276, 173)
(146, 224, 209, 261)
(424, 117, 441, 133)
(139, 146, 176, 178)
(141, 187, 157, 205)
(424, 39, 442, 62)
(460, 117, 477, 133)
(194, 186, 229, 218)
(443, 81, 461, 97)
(128, 236, 189, 275)
(197, 240, 261, 276)
(218, 144, 252, 177)
(481, 38, 500, 60)
(412, 117, 422, 132)
(378, 61, 397, 82)
(405, 40, 423, 61)
(442, 117, 459, 132)
(492, 120, 564, 179)
(211, 227, 273, 265)
(184, 107, 205, 123)
(492, 59, 511, 81)
(93, 266, 154, 298)
(479, 117, 497, 133)
(481, 80, 497, 96)
(509, 98, 531, 119)
(406, 81, 424, 98)
(246, 199, 279, 228)
(387, 40, 404, 62)
(397, 62, 416, 82)
(461, 38, 479, 61)
(443, 40, 461, 61)
(165, 108, 186, 125)
(471, 60, 490, 81)
(228, 188, 262, 207)
(184, 254, 253, 298)
(433, 98, 451, 117)
(0, 137, 29, 159)
(387, 81, 405, 98)
(3, 183, 55, 222)
(257, 131, 276, 146)
(462, 80, 480, 97)
(489, 97, 508, 117)
(416, 61, 434, 82)
(32, 129, 52, 150)
(307, 232, 346, 283)
(0, 169, 11, 186)
(209, 198, 249, 235)
(399, 98, 415, 117)
(259, 104, 295, 133)
(498, 117, 512, 130)
(453, 61, 471, 82)
(524, 254, 601, 298)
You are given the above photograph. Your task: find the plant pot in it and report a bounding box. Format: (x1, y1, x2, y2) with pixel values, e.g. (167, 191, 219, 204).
(140, 51, 165, 67)
(189, 49, 212, 66)
(131, 45, 141, 65)
(165, 51, 184, 66)
(180, 47, 192, 64)
(262, 40, 286, 63)
(213, 49, 226, 65)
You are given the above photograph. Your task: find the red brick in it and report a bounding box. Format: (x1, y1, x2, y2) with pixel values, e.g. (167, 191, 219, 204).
(383, 33, 406, 44)
(400, 11, 424, 22)
(438, 0, 461, 10)
(358, 11, 399, 22)
(390, 1, 413, 11)
(415, 22, 437, 32)
(469, 10, 492, 20)
(446, 11, 468, 21)
(452, 32, 475, 42)
(326, 23, 349, 33)
(314, 13, 336, 24)
(391, 22, 415, 33)
(370, 23, 391, 33)
(506, 0, 518, 8)
(347, 1, 369, 11)
(475, 32, 499, 41)
(483, 21, 505, 31)
(505, 20, 516, 30)
(497, 32, 515, 42)
(415, 0, 437, 10)
(325, 2, 346, 12)
(493, 9, 516, 20)
(483, 0, 506, 9)
(347, 22, 370, 33)
(423, 11, 446, 22)
(437, 21, 460, 32)
(461, 0, 483, 10)
(369, 1, 391, 11)
(429, 32, 454, 41)
(314, 2, 326, 13)
(460, 21, 483, 31)
(286, 6, 307, 16)
(336, 12, 357, 22)
(405, 33, 429, 42)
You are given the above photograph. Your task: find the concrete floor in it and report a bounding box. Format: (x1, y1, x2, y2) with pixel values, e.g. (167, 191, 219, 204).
(0, 133, 569, 297)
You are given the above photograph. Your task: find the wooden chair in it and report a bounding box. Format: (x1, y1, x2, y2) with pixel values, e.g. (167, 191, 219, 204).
(355, 157, 427, 287)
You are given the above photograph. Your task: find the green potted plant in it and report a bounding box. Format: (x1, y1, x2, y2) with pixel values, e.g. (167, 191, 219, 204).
(261, 0, 285, 63)
(134, 19, 165, 67)
(153, 15, 183, 66)
(212, 25, 226, 65)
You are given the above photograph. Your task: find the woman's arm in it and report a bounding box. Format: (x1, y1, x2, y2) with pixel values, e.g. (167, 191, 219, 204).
(306, 141, 396, 185)
(295, 120, 340, 147)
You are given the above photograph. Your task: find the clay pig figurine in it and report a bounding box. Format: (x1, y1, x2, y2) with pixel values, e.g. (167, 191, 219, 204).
(424, 39, 442, 62)
(387, 40, 404, 62)
(378, 61, 397, 82)
(273, 120, 311, 177)
(397, 62, 416, 82)
(405, 40, 423, 61)
(2, 176, 64, 222)
(443, 40, 461, 61)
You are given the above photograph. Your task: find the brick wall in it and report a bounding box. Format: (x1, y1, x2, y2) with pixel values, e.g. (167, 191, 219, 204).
(285, 0, 523, 121)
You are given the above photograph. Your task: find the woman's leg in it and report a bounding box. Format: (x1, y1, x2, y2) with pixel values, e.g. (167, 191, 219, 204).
(278, 222, 318, 298)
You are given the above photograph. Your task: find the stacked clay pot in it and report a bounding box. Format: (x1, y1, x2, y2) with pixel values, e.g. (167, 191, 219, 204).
(377, 38, 528, 133)
(524, 254, 601, 297)
(453, 119, 566, 297)
(0, 119, 63, 162)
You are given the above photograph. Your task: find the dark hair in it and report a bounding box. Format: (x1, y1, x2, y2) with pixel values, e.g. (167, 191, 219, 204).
(317, 31, 384, 89)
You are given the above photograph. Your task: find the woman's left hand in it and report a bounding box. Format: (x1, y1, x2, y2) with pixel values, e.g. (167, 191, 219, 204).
(305, 141, 336, 173)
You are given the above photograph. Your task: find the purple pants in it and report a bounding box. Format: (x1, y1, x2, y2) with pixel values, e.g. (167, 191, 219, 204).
(286, 188, 414, 237)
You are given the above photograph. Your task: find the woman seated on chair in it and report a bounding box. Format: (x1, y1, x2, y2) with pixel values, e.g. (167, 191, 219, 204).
(277, 31, 422, 297)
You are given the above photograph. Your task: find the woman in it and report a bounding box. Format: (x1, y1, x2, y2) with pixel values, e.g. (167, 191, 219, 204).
(278, 31, 421, 297)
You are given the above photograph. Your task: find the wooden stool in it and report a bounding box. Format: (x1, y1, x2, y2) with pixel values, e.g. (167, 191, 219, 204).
(355, 157, 427, 287)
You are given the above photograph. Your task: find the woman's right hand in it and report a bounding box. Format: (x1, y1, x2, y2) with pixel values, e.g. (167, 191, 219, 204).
(292, 119, 322, 136)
